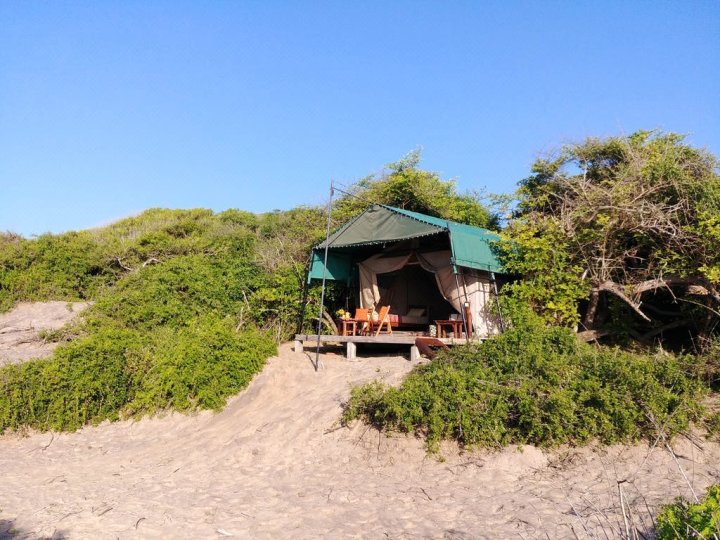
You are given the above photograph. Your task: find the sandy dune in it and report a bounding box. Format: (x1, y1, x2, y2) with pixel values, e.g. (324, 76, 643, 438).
(1, 343, 719, 539)
(0, 302, 90, 367)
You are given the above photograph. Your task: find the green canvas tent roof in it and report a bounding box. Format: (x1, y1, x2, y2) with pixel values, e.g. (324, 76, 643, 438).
(309, 205, 504, 282)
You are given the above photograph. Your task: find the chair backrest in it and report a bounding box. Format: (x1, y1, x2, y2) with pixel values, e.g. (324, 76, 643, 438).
(374, 305, 392, 336)
(376, 305, 390, 322)
(354, 308, 370, 321)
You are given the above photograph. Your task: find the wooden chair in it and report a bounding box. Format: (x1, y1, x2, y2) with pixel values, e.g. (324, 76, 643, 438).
(369, 305, 392, 336)
(353, 308, 370, 335)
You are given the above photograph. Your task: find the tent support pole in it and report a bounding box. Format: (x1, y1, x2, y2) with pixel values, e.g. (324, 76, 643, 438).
(314, 180, 334, 371)
(491, 272, 506, 333)
(295, 263, 311, 335)
(452, 265, 470, 344)
(459, 269, 472, 340)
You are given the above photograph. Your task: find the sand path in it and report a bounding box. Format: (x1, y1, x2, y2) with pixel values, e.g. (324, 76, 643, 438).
(0, 302, 90, 367)
(1, 344, 719, 539)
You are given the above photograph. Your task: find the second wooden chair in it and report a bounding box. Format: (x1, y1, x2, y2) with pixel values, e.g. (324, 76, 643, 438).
(369, 305, 392, 336)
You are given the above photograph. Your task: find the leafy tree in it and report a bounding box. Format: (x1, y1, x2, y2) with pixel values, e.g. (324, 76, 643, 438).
(333, 149, 497, 229)
(500, 131, 720, 346)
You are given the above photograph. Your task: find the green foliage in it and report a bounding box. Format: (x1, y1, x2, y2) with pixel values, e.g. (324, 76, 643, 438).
(0, 208, 260, 312)
(343, 309, 706, 450)
(0, 207, 303, 433)
(333, 149, 497, 229)
(88, 255, 258, 331)
(0, 328, 142, 431)
(252, 207, 328, 337)
(696, 338, 720, 392)
(0, 231, 114, 311)
(123, 320, 275, 415)
(494, 222, 587, 326)
(502, 131, 720, 343)
(656, 484, 720, 539)
(0, 321, 275, 432)
(705, 412, 720, 440)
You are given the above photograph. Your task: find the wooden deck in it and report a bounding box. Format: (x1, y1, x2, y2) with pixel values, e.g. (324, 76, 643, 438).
(293, 332, 471, 360)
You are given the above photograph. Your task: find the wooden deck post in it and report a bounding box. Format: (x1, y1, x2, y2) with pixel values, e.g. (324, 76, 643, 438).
(410, 344, 420, 362)
(294, 340, 303, 353)
(346, 341, 357, 360)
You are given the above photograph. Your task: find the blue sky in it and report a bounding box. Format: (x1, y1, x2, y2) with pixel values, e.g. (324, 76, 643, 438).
(1, 1, 719, 236)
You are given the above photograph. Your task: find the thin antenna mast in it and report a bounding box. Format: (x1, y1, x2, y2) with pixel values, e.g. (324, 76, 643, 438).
(314, 180, 334, 371)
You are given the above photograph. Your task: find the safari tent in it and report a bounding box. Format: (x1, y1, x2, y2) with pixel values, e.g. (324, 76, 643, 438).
(306, 204, 506, 338)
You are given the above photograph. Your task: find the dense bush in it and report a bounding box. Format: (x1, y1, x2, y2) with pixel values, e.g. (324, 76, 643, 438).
(343, 311, 707, 450)
(0, 208, 301, 433)
(656, 484, 720, 539)
(0, 231, 112, 311)
(0, 209, 253, 311)
(0, 328, 141, 431)
(0, 320, 275, 432)
(123, 320, 275, 415)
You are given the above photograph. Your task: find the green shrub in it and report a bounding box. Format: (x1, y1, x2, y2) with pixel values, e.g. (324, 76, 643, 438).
(87, 255, 259, 330)
(0, 208, 291, 433)
(0, 320, 276, 433)
(656, 484, 720, 539)
(0, 231, 114, 311)
(0, 208, 260, 313)
(124, 319, 276, 414)
(706, 412, 720, 440)
(343, 312, 707, 450)
(0, 328, 143, 431)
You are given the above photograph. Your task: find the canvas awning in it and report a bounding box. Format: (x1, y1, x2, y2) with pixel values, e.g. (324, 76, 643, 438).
(308, 204, 504, 282)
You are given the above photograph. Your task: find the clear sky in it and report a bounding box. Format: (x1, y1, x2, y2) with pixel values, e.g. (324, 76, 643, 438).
(1, 1, 719, 236)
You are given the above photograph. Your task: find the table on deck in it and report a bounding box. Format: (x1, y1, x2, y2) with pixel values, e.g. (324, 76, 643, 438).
(339, 319, 358, 336)
(339, 318, 372, 336)
(434, 319, 464, 338)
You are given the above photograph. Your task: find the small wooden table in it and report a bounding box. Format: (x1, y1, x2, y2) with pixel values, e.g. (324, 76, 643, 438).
(340, 319, 358, 336)
(435, 319, 464, 338)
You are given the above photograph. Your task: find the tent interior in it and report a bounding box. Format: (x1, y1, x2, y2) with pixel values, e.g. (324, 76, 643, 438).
(376, 264, 457, 326)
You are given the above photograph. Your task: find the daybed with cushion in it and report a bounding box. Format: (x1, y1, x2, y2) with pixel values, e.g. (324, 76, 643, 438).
(387, 306, 430, 328)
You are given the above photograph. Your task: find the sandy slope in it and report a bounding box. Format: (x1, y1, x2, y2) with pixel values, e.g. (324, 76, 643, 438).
(1, 343, 719, 539)
(0, 302, 89, 367)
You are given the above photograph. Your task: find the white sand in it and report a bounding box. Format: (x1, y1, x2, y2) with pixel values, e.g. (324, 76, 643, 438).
(1, 343, 719, 539)
(0, 301, 90, 367)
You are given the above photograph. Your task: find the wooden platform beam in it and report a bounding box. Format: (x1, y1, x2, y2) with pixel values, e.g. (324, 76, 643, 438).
(293, 334, 462, 346)
(293, 333, 481, 361)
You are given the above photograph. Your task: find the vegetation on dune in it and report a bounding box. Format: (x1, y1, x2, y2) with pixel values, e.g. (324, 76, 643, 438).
(336, 139, 720, 540)
(0, 321, 274, 432)
(0, 208, 305, 432)
(332, 149, 498, 229)
(497, 131, 720, 349)
(343, 307, 710, 450)
(656, 484, 720, 539)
